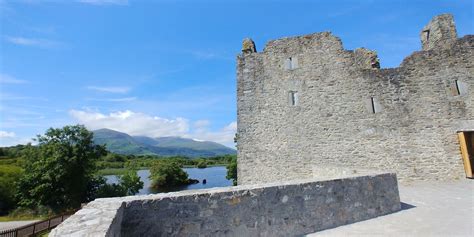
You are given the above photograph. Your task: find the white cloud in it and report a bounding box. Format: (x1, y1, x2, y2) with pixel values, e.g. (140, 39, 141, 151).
(0, 131, 15, 138)
(69, 109, 236, 147)
(184, 121, 236, 146)
(77, 0, 128, 5)
(0, 134, 34, 147)
(5, 36, 63, 48)
(193, 120, 211, 130)
(69, 109, 189, 138)
(87, 86, 130, 93)
(0, 73, 27, 84)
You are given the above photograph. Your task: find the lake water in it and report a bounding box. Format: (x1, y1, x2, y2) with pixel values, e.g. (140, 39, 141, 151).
(104, 166, 232, 195)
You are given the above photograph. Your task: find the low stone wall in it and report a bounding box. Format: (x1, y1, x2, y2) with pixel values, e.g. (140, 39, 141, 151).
(50, 172, 400, 237)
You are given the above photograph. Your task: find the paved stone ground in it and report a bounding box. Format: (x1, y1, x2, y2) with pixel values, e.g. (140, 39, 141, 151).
(0, 220, 39, 231)
(309, 179, 474, 237)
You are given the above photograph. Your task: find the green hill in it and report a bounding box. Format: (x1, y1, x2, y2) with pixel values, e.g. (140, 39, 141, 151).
(92, 128, 236, 158)
(92, 129, 155, 156)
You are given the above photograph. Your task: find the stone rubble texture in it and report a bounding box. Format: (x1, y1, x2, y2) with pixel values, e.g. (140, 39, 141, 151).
(237, 14, 473, 185)
(420, 14, 458, 50)
(242, 38, 257, 54)
(49, 172, 400, 237)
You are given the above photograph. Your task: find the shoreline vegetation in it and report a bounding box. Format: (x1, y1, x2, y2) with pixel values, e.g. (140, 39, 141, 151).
(0, 125, 237, 221)
(98, 164, 228, 176)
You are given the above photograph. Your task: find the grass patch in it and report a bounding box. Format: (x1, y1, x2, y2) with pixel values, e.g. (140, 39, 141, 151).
(97, 168, 129, 176)
(39, 231, 50, 237)
(0, 215, 42, 222)
(0, 206, 54, 222)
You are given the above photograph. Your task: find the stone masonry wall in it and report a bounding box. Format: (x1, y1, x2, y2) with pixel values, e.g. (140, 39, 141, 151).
(50, 172, 400, 237)
(237, 14, 473, 184)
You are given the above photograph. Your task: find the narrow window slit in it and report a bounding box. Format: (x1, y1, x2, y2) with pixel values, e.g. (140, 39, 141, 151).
(455, 80, 461, 95)
(370, 97, 376, 114)
(423, 30, 430, 41)
(289, 91, 298, 106)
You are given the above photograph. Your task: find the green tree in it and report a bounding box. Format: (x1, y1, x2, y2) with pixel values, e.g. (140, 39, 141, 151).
(119, 170, 143, 195)
(149, 162, 190, 188)
(93, 170, 143, 198)
(226, 155, 237, 186)
(0, 165, 23, 214)
(91, 177, 124, 198)
(104, 153, 126, 162)
(16, 125, 106, 211)
(196, 159, 207, 168)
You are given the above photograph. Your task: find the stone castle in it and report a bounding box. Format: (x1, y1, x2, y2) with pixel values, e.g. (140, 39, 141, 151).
(237, 13, 474, 184)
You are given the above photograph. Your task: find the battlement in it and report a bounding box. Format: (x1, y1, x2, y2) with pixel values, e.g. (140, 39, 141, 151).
(239, 31, 378, 72)
(239, 14, 465, 72)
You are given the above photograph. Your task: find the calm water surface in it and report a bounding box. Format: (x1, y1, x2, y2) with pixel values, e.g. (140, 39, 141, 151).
(105, 166, 232, 195)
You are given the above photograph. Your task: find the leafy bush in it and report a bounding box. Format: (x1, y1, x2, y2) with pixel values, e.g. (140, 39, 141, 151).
(94, 183, 127, 198)
(104, 153, 126, 162)
(150, 162, 190, 188)
(118, 170, 144, 195)
(196, 160, 207, 168)
(226, 155, 237, 186)
(7, 206, 54, 219)
(0, 165, 23, 214)
(89, 170, 143, 198)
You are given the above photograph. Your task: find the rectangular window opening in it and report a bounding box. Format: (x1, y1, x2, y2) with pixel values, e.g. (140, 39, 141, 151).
(289, 91, 298, 106)
(285, 57, 298, 70)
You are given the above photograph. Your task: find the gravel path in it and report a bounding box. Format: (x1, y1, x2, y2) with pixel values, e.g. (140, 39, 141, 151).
(308, 179, 474, 236)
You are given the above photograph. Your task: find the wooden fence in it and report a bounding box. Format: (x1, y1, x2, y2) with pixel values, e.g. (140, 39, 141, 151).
(0, 209, 78, 237)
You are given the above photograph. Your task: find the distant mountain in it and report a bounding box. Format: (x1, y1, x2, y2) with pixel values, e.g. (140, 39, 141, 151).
(92, 129, 156, 156)
(92, 128, 236, 158)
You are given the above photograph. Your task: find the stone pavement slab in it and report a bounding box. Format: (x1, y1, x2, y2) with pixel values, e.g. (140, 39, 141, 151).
(308, 180, 474, 237)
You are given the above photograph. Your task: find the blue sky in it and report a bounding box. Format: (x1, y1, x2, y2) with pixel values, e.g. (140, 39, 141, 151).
(0, 0, 473, 147)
